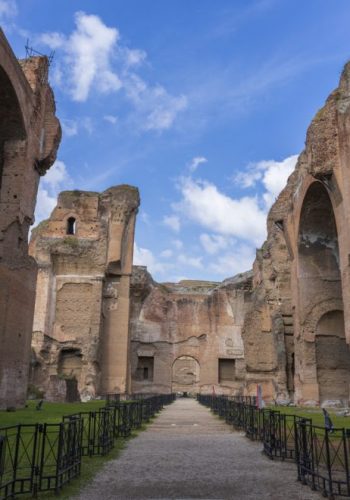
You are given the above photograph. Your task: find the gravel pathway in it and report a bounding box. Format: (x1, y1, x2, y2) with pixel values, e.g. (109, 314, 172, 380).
(74, 398, 321, 499)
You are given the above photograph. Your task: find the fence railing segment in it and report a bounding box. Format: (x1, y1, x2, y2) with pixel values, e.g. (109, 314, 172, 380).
(197, 394, 350, 499)
(0, 393, 175, 499)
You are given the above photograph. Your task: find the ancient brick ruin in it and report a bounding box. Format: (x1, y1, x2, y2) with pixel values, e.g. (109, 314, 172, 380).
(29, 186, 139, 401)
(2, 27, 350, 408)
(28, 61, 350, 406)
(0, 29, 61, 409)
(129, 61, 350, 405)
(130, 267, 251, 395)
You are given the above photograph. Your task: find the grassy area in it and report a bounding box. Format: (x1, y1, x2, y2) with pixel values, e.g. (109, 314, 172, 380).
(270, 405, 350, 429)
(0, 401, 156, 499)
(0, 399, 106, 427)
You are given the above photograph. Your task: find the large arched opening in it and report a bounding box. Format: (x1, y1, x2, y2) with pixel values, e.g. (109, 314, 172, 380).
(298, 182, 349, 404)
(0, 64, 26, 197)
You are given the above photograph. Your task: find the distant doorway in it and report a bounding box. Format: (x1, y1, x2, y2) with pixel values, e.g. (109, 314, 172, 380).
(65, 378, 80, 402)
(172, 355, 200, 394)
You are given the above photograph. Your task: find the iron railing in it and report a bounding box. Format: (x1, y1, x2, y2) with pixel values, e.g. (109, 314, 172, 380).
(197, 394, 350, 499)
(0, 394, 175, 499)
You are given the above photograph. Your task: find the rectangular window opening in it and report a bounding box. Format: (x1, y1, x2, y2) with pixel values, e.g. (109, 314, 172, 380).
(218, 359, 235, 383)
(136, 356, 154, 381)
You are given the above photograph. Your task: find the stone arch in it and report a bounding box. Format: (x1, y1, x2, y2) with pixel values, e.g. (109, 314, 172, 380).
(0, 64, 26, 197)
(301, 298, 344, 341)
(315, 310, 350, 405)
(66, 216, 76, 235)
(172, 355, 200, 394)
(297, 181, 343, 322)
(296, 181, 349, 405)
(0, 32, 33, 133)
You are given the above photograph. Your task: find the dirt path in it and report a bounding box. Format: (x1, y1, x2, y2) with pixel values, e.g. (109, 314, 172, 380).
(74, 398, 320, 499)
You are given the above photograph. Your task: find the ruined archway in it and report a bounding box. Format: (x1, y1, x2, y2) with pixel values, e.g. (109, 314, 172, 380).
(58, 349, 83, 402)
(172, 355, 200, 394)
(0, 64, 26, 194)
(298, 182, 341, 297)
(297, 182, 350, 404)
(316, 310, 350, 405)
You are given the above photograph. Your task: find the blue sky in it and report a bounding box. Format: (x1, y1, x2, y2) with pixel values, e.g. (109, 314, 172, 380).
(2, 0, 350, 282)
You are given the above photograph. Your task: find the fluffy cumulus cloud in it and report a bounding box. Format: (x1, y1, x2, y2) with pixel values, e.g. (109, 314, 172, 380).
(154, 153, 299, 280)
(176, 176, 266, 246)
(235, 154, 298, 207)
(40, 12, 187, 131)
(41, 12, 121, 101)
(35, 160, 73, 224)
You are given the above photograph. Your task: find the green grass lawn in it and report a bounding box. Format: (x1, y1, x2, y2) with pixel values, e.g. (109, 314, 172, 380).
(0, 400, 156, 499)
(270, 405, 350, 429)
(0, 399, 106, 427)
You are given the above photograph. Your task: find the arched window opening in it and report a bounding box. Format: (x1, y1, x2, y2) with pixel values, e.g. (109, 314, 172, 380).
(66, 217, 76, 235)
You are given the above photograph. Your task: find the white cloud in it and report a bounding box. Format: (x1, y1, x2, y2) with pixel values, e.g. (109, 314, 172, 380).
(124, 74, 187, 131)
(209, 244, 256, 276)
(235, 154, 298, 208)
(35, 160, 73, 224)
(160, 249, 173, 258)
(40, 12, 121, 101)
(40, 31, 65, 49)
(123, 47, 147, 67)
(133, 243, 170, 275)
(0, 0, 17, 18)
(176, 176, 266, 246)
(103, 114, 118, 124)
(188, 156, 207, 173)
(178, 253, 203, 269)
(200, 233, 229, 255)
(163, 214, 181, 232)
(39, 12, 187, 131)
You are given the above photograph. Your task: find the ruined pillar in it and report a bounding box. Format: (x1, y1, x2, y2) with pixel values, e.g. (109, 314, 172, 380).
(100, 186, 139, 395)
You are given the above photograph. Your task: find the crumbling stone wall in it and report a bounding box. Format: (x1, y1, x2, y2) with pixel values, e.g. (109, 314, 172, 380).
(130, 266, 252, 395)
(29, 185, 139, 401)
(244, 61, 350, 406)
(0, 29, 61, 409)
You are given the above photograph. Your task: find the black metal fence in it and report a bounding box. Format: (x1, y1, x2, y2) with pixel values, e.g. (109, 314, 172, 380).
(0, 394, 175, 499)
(197, 394, 350, 499)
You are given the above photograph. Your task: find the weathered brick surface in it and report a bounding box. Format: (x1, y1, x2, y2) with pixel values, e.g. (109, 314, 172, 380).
(0, 29, 61, 409)
(29, 186, 140, 401)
